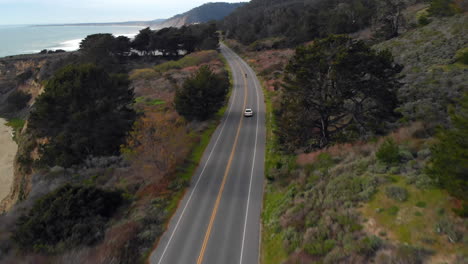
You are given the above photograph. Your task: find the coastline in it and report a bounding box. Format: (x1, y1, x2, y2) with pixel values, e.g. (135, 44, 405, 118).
(0, 118, 17, 202)
(0, 25, 142, 58)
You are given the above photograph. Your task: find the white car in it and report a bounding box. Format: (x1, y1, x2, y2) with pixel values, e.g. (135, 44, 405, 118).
(244, 108, 253, 117)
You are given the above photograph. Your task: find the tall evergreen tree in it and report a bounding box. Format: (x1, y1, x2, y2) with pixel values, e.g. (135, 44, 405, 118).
(277, 35, 402, 151)
(132, 27, 152, 55)
(29, 64, 136, 167)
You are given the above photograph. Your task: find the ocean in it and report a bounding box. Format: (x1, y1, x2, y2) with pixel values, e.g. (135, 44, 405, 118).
(0, 25, 145, 58)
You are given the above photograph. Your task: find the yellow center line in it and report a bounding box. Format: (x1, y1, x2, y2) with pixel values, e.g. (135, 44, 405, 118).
(196, 60, 248, 264)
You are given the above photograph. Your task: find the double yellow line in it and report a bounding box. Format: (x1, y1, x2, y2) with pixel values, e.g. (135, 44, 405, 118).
(196, 61, 248, 264)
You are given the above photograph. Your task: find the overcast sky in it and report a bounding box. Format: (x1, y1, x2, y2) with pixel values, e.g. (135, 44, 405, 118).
(0, 0, 249, 25)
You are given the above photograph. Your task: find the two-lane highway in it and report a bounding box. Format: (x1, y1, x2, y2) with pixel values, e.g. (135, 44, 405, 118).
(149, 43, 266, 264)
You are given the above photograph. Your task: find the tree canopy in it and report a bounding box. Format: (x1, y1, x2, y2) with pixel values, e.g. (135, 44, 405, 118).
(13, 185, 122, 253)
(80, 33, 128, 58)
(132, 23, 219, 56)
(175, 66, 229, 121)
(28, 64, 136, 167)
(276, 35, 402, 151)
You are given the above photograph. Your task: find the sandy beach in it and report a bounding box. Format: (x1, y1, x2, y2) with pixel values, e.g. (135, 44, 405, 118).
(0, 118, 17, 202)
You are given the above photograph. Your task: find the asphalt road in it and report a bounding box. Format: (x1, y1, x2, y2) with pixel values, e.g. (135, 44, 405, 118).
(149, 43, 266, 264)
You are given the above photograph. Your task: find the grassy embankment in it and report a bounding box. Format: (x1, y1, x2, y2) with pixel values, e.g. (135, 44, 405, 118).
(260, 87, 289, 264)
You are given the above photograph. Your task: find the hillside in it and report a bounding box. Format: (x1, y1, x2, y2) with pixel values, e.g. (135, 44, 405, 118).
(222, 2, 468, 263)
(374, 14, 468, 126)
(221, 0, 377, 45)
(153, 2, 246, 28)
(221, 0, 465, 46)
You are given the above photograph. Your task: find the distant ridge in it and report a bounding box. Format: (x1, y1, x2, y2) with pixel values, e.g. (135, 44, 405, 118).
(153, 2, 246, 28)
(34, 2, 246, 29)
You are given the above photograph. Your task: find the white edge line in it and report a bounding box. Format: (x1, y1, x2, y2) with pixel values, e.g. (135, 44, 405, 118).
(156, 46, 238, 264)
(237, 50, 261, 264)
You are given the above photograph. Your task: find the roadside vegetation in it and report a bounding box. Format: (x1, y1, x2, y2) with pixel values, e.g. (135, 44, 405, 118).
(223, 0, 467, 262)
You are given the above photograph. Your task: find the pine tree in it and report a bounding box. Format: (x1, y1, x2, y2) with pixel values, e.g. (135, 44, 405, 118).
(277, 35, 402, 151)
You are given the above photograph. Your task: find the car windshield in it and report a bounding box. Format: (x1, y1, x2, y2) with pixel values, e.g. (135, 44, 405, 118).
(246, 109, 252, 112)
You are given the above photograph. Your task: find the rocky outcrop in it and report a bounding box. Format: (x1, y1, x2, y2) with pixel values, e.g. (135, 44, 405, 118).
(0, 53, 72, 212)
(0, 53, 71, 114)
(156, 16, 189, 29)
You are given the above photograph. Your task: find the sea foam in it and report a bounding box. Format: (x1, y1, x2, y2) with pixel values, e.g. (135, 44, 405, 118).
(49, 33, 138, 52)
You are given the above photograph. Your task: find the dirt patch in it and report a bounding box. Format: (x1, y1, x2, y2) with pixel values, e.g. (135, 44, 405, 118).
(0, 118, 17, 201)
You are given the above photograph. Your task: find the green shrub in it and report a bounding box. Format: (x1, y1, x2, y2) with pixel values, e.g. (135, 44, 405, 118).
(435, 218, 463, 242)
(418, 15, 431, 26)
(416, 201, 427, 208)
(357, 236, 382, 256)
(416, 148, 431, 159)
(323, 248, 347, 264)
(129, 68, 158, 80)
(372, 162, 388, 173)
(394, 245, 432, 264)
(385, 186, 409, 202)
(376, 138, 401, 164)
(13, 185, 123, 253)
(6, 90, 31, 111)
(304, 239, 336, 256)
(283, 227, 301, 253)
(6, 118, 25, 132)
(388, 206, 400, 216)
(315, 153, 335, 173)
(388, 166, 400, 174)
(135, 96, 165, 106)
(457, 50, 468, 65)
(452, 202, 468, 218)
(398, 148, 414, 161)
(428, 0, 460, 17)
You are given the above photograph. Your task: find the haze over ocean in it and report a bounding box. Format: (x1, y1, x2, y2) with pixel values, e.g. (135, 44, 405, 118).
(0, 25, 144, 58)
